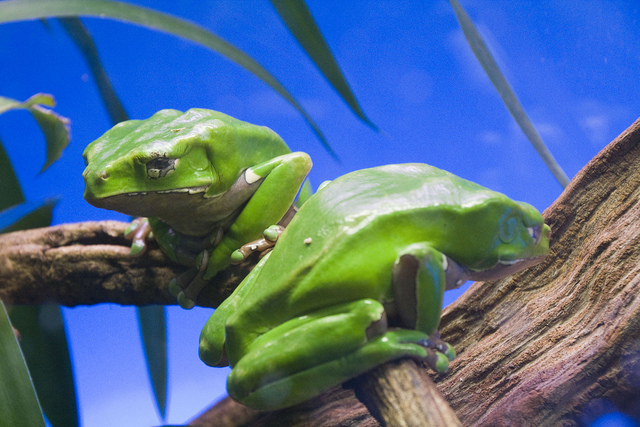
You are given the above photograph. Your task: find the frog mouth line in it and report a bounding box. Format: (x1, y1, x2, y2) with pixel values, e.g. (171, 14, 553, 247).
(121, 186, 209, 196)
(468, 255, 546, 281)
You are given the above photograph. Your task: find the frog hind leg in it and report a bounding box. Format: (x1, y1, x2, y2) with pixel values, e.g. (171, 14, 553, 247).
(226, 299, 451, 411)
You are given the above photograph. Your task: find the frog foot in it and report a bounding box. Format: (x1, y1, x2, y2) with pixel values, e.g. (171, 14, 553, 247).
(125, 218, 153, 257)
(416, 332, 456, 373)
(230, 225, 284, 264)
(169, 250, 210, 309)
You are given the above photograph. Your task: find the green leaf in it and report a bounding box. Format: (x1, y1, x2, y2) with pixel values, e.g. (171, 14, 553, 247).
(0, 200, 57, 234)
(0, 137, 25, 210)
(449, 0, 569, 188)
(0, 94, 71, 173)
(0, 301, 47, 427)
(58, 17, 129, 124)
(270, 0, 377, 131)
(9, 305, 78, 427)
(137, 306, 168, 420)
(0, 0, 337, 159)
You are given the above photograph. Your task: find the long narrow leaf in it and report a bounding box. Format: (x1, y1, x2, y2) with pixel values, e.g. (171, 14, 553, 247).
(60, 17, 171, 417)
(0, 94, 71, 173)
(270, 0, 377, 131)
(60, 17, 172, 412)
(0, 301, 47, 427)
(0, 0, 337, 158)
(0, 200, 57, 233)
(0, 137, 25, 210)
(137, 306, 167, 420)
(449, 0, 569, 188)
(59, 17, 129, 124)
(9, 306, 78, 427)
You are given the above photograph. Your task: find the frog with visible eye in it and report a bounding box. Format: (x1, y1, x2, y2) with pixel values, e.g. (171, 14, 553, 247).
(82, 109, 311, 308)
(199, 163, 550, 410)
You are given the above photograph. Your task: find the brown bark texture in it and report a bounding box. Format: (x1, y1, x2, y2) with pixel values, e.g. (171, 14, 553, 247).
(191, 118, 640, 426)
(434, 116, 640, 425)
(0, 220, 254, 307)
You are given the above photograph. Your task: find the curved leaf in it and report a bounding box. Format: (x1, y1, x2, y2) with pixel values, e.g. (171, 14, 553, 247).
(270, 0, 377, 131)
(449, 0, 569, 188)
(0, 94, 71, 173)
(58, 18, 170, 418)
(137, 306, 167, 420)
(0, 302, 47, 427)
(0, 0, 337, 159)
(9, 305, 78, 427)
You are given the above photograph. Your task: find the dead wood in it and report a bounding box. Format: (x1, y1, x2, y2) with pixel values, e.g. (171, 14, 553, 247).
(436, 116, 640, 425)
(0, 221, 253, 307)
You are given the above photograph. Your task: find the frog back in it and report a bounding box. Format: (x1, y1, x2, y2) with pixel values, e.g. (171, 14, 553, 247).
(238, 164, 511, 318)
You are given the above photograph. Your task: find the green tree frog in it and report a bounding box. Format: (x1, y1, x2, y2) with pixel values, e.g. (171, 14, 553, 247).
(83, 108, 312, 308)
(199, 163, 550, 410)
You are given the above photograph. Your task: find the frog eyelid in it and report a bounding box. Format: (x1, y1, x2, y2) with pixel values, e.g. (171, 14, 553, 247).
(146, 156, 178, 179)
(527, 225, 542, 243)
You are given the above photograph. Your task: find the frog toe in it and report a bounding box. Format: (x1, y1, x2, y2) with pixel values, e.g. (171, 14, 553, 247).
(177, 291, 196, 310)
(416, 334, 456, 372)
(168, 279, 182, 297)
(424, 349, 451, 373)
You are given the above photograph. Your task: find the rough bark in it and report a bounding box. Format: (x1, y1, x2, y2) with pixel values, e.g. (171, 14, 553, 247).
(0, 221, 254, 307)
(190, 118, 640, 426)
(434, 117, 640, 425)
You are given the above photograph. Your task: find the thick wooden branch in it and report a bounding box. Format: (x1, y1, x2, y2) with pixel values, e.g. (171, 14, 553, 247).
(189, 118, 640, 426)
(0, 221, 254, 307)
(435, 117, 640, 425)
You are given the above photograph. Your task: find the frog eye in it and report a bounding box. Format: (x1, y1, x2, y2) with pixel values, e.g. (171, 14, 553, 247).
(527, 225, 542, 244)
(499, 216, 517, 242)
(146, 157, 177, 179)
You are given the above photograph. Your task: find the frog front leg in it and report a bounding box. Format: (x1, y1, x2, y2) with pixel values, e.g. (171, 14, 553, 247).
(175, 152, 312, 308)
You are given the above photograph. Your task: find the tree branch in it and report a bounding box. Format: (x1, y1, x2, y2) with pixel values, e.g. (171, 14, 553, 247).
(0, 221, 254, 307)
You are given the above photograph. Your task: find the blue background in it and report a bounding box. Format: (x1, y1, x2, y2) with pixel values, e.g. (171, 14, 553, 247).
(1, 1, 639, 425)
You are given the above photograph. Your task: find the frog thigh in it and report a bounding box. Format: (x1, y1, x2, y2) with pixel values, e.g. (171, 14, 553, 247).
(199, 253, 272, 367)
(226, 299, 441, 411)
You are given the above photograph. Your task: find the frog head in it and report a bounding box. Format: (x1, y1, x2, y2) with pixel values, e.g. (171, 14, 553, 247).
(82, 109, 290, 233)
(449, 197, 550, 281)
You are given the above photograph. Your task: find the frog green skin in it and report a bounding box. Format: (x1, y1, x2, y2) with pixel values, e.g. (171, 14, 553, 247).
(82, 108, 312, 308)
(198, 163, 550, 410)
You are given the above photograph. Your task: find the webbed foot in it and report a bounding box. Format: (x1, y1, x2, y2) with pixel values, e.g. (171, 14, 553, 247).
(125, 218, 153, 257)
(416, 331, 456, 372)
(169, 250, 210, 309)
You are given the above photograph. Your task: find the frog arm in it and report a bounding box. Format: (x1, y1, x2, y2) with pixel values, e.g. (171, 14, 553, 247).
(296, 179, 314, 207)
(392, 243, 458, 358)
(175, 152, 311, 308)
(205, 151, 312, 278)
